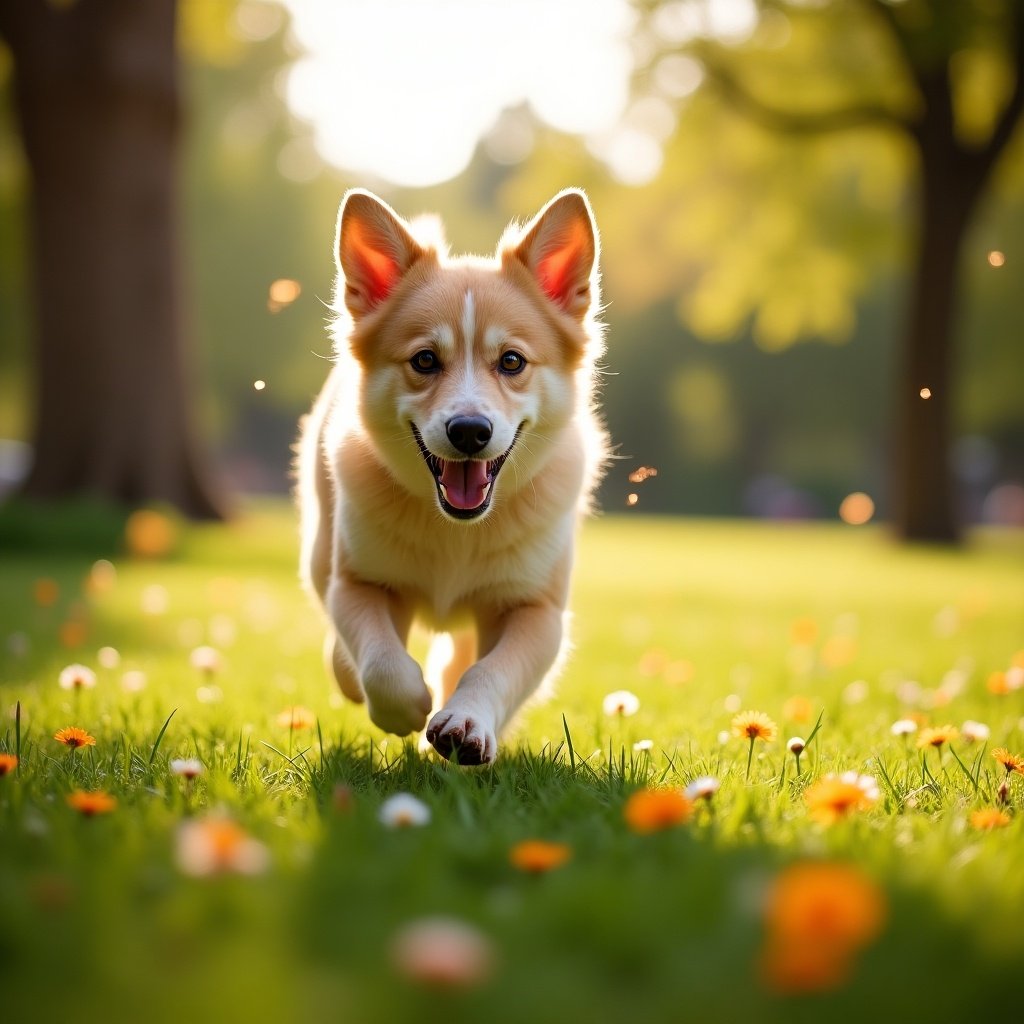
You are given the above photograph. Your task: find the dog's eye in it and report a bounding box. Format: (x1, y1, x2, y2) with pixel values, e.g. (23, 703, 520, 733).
(410, 350, 441, 374)
(499, 351, 526, 375)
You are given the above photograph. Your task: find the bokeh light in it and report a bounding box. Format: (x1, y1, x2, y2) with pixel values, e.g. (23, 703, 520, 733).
(839, 492, 875, 526)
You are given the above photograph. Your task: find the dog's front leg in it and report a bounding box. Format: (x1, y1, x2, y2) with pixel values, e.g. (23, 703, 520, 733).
(327, 573, 431, 736)
(426, 600, 565, 765)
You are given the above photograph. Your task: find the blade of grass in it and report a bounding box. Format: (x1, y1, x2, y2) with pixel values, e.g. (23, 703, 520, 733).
(561, 714, 576, 771)
(947, 744, 978, 793)
(148, 708, 177, 766)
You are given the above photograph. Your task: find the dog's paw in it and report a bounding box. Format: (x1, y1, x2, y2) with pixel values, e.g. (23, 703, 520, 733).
(426, 709, 497, 766)
(362, 651, 433, 737)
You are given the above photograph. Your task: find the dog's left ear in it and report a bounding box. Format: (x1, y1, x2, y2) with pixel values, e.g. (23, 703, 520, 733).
(509, 189, 598, 319)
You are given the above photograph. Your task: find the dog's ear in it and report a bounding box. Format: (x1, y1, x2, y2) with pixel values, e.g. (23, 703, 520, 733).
(509, 189, 598, 318)
(336, 190, 423, 318)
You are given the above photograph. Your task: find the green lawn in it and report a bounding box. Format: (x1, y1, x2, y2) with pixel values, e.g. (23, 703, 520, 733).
(1, 505, 1023, 1023)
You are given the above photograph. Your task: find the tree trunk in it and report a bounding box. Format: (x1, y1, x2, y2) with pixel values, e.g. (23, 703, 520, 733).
(890, 163, 973, 544)
(1, 0, 225, 519)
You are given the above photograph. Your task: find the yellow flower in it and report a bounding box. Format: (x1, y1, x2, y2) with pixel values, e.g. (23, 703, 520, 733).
(804, 773, 879, 825)
(509, 840, 572, 874)
(54, 726, 96, 749)
(623, 788, 693, 834)
(67, 790, 117, 816)
(0, 753, 18, 776)
(782, 695, 813, 723)
(970, 808, 1011, 831)
(916, 725, 959, 750)
(992, 747, 1023, 774)
(731, 710, 778, 742)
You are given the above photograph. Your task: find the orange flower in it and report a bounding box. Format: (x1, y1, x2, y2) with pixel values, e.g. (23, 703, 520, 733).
(766, 862, 886, 948)
(916, 725, 959, 750)
(759, 938, 852, 994)
(759, 861, 886, 994)
(970, 808, 1011, 831)
(125, 509, 178, 558)
(789, 617, 818, 646)
(804, 773, 879, 825)
(782, 695, 813, 723)
(623, 788, 693, 833)
(33, 577, 59, 607)
(67, 790, 117, 816)
(992, 747, 1023, 774)
(731, 710, 778, 742)
(175, 815, 270, 876)
(275, 705, 317, 730)
(509, 840, 572, 874)
(986, 671, 1010, 695)
(0, 753, 18, 776)
(54, 727, 96, 749)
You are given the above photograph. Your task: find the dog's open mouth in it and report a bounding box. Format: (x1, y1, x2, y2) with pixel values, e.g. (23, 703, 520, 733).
(411, 424, 519, 520)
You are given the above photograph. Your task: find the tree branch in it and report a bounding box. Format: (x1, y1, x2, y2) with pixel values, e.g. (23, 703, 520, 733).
(977, 4, 1024, 171)
(704, 58, 911, 136)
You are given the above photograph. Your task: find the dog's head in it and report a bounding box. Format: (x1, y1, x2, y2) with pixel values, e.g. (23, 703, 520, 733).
(332, 189, 601, 522)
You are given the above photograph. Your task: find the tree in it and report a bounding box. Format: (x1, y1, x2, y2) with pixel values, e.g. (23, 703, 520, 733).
(0, 0, 225, 518)
(634, 0, 1024, 543)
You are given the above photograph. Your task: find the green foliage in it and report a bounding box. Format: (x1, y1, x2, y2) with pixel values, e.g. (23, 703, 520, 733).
(1, 505, 1023, 1021)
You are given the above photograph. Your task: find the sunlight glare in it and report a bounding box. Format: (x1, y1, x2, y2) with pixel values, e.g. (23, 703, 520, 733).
(280, 0, 634, 187)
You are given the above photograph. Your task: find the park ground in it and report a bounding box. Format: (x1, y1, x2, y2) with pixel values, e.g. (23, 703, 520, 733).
(1, 503, 1023, 1022)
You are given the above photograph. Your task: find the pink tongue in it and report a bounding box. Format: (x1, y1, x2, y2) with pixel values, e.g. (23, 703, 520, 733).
(439, 459, 490, 509)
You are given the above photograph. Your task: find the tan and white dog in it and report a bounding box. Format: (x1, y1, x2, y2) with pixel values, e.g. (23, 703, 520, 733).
(298, 188, 607, 764)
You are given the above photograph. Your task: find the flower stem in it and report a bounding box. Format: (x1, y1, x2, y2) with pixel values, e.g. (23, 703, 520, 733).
(745, 736, 755, 781)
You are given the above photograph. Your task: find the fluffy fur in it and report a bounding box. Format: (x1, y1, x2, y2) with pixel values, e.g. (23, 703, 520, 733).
(298, 188, 608, 764)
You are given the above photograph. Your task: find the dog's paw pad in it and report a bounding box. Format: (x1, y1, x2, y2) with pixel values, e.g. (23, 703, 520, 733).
(427, 711, 495, 766)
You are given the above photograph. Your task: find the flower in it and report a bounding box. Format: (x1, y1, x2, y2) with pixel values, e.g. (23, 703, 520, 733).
(54, 726, 96, 749)
(623, 788, 693, 833)
(175, 816, 270, 876)
(58, 664, 96, 691)
(170, 758, 205, 780)
(684, 776, 720, 802)
(890, 718, 918, 737)
(275, 705, 317, 730)
(632, 739, 654, 752)
(0, 753, 18, 776)
(125, 508, 178, 558)
(391, 917, 494, 988)
(804, 773, 879, 825)
(759, 861, 887, 994)
(960, 720, 990, 743)
(916, 725, 959, 750)
(189, 645, 222, 674)
(992, 747, 1024, 774)
(121, 670, 147, 693)
(97, 646, 121, 670)
(782, 695, 813, 722)
(731, 710, 777, 743)
(970, 808, 1011, 831)
(787, 737, 806, 755)
(67, 790, 117, 816)
(509, 840, 572, 873)
(987, 671, 1010, 695)
(602, 690, 640, 717)
(33, 577, 59, 607)
(379, 793, 431, 828)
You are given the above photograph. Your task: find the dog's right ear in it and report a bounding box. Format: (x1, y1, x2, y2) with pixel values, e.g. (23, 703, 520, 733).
(336, 190, 423, 318)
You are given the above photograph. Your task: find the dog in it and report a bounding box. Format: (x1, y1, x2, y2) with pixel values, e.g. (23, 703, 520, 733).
(297, 188, 608, 764)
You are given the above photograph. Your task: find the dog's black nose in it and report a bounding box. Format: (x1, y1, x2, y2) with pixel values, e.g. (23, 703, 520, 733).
(446, 415, 492, 455)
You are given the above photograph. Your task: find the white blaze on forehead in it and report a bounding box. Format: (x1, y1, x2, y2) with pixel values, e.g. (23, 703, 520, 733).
(461, 290, 476, 346)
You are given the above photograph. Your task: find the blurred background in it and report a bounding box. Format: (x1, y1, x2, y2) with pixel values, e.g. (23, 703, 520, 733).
(0, 0, 1021, 544)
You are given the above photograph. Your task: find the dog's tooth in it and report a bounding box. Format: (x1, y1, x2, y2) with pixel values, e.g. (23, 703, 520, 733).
(439, 483, 449, 502)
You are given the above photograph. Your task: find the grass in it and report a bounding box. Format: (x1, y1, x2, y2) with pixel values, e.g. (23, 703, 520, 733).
(1, 502, 1023, 1023)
